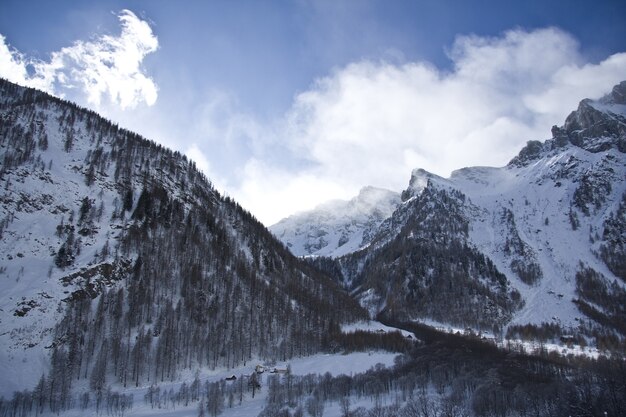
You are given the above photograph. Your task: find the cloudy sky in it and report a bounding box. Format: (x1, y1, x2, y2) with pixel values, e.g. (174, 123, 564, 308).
(1, 1, 626, 225)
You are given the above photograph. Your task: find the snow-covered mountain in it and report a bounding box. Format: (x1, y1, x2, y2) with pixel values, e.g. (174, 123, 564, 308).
(276, 82, 626, 343)
(2, 78, 625, 417)
(270, 186, 400, 257)
(0, 79, 366, 400)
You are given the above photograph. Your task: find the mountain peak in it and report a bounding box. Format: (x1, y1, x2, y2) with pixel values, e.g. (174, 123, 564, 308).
(401, 168, 447, 201)
(601, 80, 626, 106)
(351, 186, 399, 209)
(510, 80, 626, 167)
(270, 187, 400, 258)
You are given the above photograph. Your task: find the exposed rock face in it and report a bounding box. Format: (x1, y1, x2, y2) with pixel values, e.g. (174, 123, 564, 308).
(564, 83, 626, 152)
(510, 83, 626, 168)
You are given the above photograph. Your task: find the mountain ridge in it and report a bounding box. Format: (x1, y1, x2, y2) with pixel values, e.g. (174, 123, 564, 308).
(0, 78, 366, 398)
(274, 81, 626, 346)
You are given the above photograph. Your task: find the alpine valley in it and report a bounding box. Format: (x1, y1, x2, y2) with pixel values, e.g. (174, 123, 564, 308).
(1, 78, 625, 417)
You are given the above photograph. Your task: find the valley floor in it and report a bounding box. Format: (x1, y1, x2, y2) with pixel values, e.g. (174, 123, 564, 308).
(29, 350, 399, 417)
(5, 320, 624, 417)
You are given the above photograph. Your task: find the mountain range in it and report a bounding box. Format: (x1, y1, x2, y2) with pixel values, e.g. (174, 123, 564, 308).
(272, 81, 626, 346)
(0, 77, 625, 416)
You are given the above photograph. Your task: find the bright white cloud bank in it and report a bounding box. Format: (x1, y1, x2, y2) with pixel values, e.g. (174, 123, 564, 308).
(0, 10, 158, 109)
(1, 21, 625, 226)
(229, 27, 626, 224)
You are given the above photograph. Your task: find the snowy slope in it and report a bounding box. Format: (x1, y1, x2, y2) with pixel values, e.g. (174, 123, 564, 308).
(0, 103, 131, 394)
(0, 89, 233, 394)
(451, 82, 626, 329)
(0, 79, 367, 399)
(270, 186, 400, 257)
(451, 146, 625, 328)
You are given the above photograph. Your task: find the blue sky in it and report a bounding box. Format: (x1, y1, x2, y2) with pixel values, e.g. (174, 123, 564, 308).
(1, 0, 626, 224)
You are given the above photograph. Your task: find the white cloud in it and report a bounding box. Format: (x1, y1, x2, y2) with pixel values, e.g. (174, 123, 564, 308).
(2, 22, 625, 227)
(236, 159, 348, 224)
(0, 35, 28, 84)
(228, 28, 626, 225)
(186, 143, 212, 177)
(0, 10, 158, 109)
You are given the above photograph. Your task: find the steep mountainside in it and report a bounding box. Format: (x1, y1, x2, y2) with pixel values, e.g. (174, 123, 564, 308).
(270, 186, 400, 257)
(276, 82, 626, 344)
(0, 79, 366, 399)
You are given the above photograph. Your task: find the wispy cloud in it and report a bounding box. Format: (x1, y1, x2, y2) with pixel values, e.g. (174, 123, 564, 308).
(0, 10, 158, 109)
(227, 28, 626, 225)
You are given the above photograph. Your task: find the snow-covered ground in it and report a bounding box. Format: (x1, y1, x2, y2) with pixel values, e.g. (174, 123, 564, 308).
(28, 317, 607, 417)
(30, 350, 399, 417)
(341, 320, 414, 338)
(415, 318, 603, 359)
